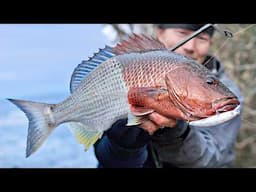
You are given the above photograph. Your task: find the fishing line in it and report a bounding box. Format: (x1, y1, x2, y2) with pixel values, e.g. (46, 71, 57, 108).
(203, 24, 256, 66)
(203, 24, 256, 131)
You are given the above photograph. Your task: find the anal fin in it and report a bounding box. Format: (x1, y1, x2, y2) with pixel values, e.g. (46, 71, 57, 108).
(68, 122, 103, 151)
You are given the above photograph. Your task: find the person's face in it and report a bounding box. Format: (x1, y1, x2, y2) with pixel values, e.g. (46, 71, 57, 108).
(156, 28, 212, 64)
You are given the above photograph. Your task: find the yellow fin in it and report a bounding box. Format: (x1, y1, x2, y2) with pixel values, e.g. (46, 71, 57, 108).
(68, 122, 103, 151)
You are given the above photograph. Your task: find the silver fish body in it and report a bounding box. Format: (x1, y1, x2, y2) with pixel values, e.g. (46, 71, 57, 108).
(53, 57, 129, 132)
(55, 50, 191, 131)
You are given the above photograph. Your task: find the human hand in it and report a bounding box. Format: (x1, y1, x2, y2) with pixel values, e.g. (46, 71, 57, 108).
(139, 112, 178, 135)
(106, 118, 151, 149)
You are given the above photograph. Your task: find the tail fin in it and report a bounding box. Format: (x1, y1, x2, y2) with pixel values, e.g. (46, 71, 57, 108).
(7, 98, 56, 158)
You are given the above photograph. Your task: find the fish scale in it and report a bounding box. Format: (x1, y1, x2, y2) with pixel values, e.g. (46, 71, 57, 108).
(53, 50, 187, 130)
(121, 50, 187, 88)
(60, 57, 128, 130)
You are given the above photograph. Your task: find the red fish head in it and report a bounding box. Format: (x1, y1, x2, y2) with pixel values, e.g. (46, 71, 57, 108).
(165, 64, 240, 120)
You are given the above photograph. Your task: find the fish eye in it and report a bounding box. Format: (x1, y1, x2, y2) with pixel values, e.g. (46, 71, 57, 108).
(206, 78, 214, 84)
(206, 76, 218, 85)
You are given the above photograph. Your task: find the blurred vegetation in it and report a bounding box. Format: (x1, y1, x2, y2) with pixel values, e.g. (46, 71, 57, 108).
(106, 24, 256, 167)
(211, 24, 256, 168)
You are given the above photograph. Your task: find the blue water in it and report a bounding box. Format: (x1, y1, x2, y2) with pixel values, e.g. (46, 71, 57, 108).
(0, 24, 111, 168)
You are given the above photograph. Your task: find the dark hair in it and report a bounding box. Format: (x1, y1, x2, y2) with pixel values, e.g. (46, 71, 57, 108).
(156, 24, 214, 37)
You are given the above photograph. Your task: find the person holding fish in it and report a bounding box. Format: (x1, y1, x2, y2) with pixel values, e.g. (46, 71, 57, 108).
(8, 24, 243, 168)
(94, 24, 244, 168)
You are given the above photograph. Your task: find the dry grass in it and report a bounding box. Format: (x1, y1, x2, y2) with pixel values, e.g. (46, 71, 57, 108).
(210, 24, 256, 167)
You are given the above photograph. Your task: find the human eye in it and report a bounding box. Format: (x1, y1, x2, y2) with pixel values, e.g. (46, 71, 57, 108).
(175, 29, 188, 37)
(196, 34, 209, 42)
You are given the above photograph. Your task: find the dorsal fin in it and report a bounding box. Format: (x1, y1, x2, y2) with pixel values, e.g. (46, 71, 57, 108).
(113, 33, 167, 55)
(70, 45, 115, 93)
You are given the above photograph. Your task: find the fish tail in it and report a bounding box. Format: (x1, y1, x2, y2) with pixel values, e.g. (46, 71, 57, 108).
(7, 98, 56, 158)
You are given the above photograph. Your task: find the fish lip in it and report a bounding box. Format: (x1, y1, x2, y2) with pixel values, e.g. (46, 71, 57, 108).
(212, 97, 240, 113)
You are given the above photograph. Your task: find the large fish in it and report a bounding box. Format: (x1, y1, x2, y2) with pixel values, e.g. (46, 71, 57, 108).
(8, 34, 240, 157)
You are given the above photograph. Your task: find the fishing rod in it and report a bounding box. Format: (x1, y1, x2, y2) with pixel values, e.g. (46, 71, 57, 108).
(169, 24, 233, 51)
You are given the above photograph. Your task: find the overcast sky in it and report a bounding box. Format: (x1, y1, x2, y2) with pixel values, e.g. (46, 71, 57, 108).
(0, 24, 110, 99)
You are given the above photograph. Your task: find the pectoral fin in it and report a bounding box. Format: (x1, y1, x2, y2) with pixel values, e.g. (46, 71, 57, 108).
(130, 105, 154, 116)
(126, 112, 144, 126)
(68, 122, 103, 151)
(126, 106, 154, 126)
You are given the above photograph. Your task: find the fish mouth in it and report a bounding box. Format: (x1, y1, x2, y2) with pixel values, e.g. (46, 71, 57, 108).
(213, 97, 240, 113)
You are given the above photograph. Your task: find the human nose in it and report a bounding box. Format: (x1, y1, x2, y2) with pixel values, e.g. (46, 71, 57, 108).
(182, 38, 196, 54)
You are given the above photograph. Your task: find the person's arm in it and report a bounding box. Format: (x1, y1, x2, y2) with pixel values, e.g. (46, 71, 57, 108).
(94, 119, 151, 168)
